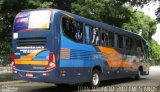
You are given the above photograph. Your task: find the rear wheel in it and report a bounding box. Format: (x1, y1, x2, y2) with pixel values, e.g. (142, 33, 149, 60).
(90, 70, 100, 87)
(135, 69, 141, 80)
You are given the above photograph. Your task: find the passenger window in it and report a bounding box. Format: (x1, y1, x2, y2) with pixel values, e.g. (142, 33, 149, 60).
(126, 37, 131, 50)
(132, 39, 137, 51)
(117, 35, 123, 48)
(75, 21, 83, 42)
(141, 41, 145, 54)
(136, 40, 142, 53)
(62, 17, 83, 42)
(84, 25, 90, 44)
(108, 32, 114, 47)
(126, 37, 136, 51)
(130, 38, 135, 50)
(90, 27, 100, 45)
(84, 25, 100, 45)
(101, 30, 114, 47)
(130, 38, 133, 50)
(101, 31, 107, 46)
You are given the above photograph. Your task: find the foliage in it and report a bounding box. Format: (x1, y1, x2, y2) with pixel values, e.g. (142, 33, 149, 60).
(72, 0, 133, 27)
(150, 40, 160, 64)
(122, 9, 157, 41)
(115, 0, 152, 6)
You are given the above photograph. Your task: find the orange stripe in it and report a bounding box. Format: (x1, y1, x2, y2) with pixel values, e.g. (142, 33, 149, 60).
(98, 46, 137, 68)
(15, 49, 48, 65)
(15, 60, 48, 65)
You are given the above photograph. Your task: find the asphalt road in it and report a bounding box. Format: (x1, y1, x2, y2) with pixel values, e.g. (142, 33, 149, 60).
(0, 66, 160, 92)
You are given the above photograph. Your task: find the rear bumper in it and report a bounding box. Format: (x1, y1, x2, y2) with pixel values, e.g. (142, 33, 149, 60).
(13, 69, 60, 83)
(12, 67, 92, 84)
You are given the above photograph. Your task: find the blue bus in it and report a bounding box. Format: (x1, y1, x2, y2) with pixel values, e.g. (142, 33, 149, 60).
(12, 9, 150, 87)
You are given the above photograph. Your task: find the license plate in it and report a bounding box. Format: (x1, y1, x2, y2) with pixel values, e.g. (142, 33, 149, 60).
(26, 73, 34, 77)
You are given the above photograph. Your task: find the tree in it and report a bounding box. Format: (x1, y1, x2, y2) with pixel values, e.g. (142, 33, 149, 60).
(72, 0, 133, 27)
(0, 0, 34, 64)
(150, 40, 160, 65)
(72, 0, 157, 41)
(115, 0, 152, 6)
(122, 9, 157, 41)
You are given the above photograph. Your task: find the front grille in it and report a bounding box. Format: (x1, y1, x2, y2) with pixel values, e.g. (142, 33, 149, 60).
(16, 37, 46, 46)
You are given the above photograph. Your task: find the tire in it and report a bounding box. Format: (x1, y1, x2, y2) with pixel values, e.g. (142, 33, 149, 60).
(135, 69, 141, 80)
(90, 69, 100, 87)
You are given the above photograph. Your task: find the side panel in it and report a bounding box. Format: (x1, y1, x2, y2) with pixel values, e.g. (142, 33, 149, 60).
(59, 34, 106, 83)
(98, 47, 138, 69)
(57, 13, 140, 84)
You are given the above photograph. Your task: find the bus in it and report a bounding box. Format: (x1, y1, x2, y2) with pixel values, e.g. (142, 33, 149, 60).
(12, 9, 151, 87)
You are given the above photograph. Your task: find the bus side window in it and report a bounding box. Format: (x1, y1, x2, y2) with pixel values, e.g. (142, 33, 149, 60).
(144, 45, 148, 59)
(62, 17, 83, 43)
(71, 21, 75, 39)
(126, 37, 136, 50)
(104, 31, 109, 46)
(125, 37, 129, 50)
(136, 40, 142, 53)
(130, 38, 133, 50)
(101, 31, 106, 46)
(132, 39, 137, 51)
(84, 25, 90, 44)
(75, 21, 83, 42)
(126, 37, 133, 50)
(108, 32, 114, 47)
(62, 18, 75, 40)
(101, 30, 114, 47)
(117, 34, 123, 48)
(91, 27, 100, 45)
(141, 41, 146, 56)
(95, 29, 100, 45)
(62, 18, 70, 38)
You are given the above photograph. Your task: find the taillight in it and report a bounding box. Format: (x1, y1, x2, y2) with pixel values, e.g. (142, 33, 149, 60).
(11, 52, 16, 69)
(45, 52, 56, 70)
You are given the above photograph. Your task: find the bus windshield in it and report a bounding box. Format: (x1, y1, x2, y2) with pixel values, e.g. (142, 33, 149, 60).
(14, 10, 51, 32)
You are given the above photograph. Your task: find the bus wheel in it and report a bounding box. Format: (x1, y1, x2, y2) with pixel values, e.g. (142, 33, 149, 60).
(90, 70, 100, 87)
(135, 69, 141, 80)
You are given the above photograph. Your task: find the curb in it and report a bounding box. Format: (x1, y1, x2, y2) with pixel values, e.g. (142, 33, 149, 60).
(0, 80, 28, 85)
